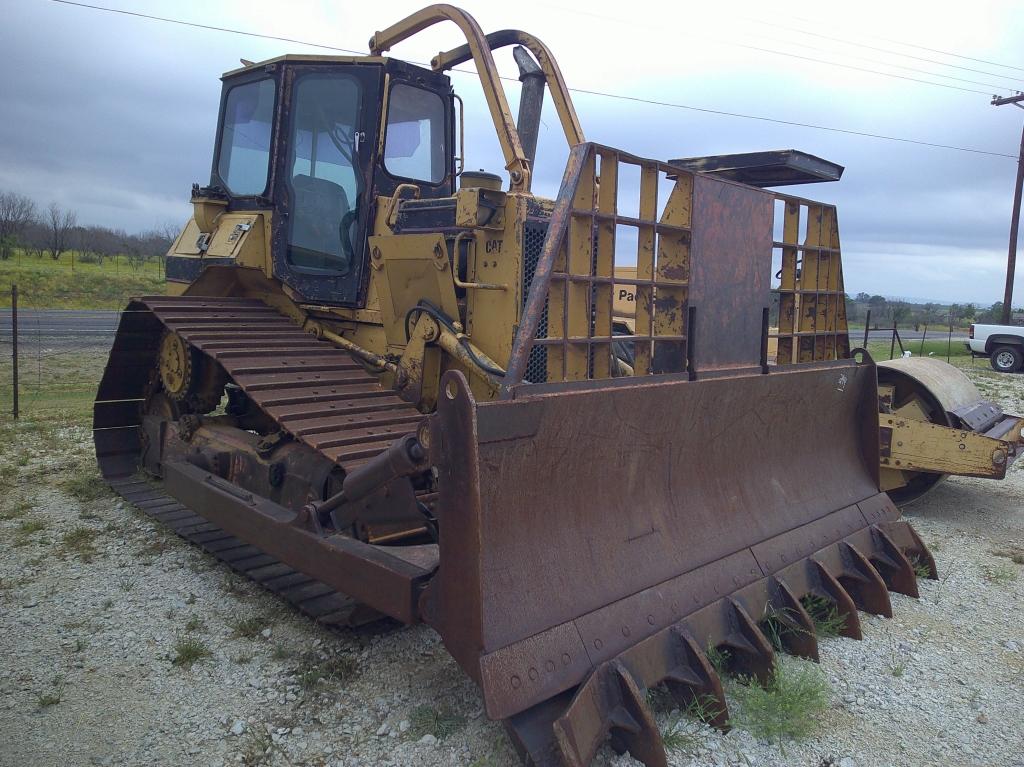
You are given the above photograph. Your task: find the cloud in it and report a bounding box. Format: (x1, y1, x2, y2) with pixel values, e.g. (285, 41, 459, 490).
(1, 0, 1022, 304)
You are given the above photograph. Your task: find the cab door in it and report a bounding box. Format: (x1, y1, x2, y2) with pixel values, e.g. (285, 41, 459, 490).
(271, 63, 382, 306)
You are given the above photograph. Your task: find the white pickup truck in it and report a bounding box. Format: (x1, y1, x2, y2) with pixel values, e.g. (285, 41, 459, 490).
(968, 323, 1024, 372)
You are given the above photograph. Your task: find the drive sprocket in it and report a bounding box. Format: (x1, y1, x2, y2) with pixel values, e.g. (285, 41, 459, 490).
(157, 330, 225, 413)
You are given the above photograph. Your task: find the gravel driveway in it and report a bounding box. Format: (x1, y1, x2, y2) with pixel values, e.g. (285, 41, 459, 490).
(1, 361, 1022, 767)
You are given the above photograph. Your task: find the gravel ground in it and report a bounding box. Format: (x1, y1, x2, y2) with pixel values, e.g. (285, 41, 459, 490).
(1, 360, 1022, 767)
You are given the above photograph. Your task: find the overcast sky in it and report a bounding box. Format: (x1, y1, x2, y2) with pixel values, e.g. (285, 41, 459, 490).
(2, 0, 1023, 305)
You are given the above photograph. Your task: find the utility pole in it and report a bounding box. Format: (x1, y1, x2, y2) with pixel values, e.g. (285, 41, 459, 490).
(992, 92, 1024, 325)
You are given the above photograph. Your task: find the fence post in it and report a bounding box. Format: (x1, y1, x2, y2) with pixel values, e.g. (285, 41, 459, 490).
(889, 320, 898, 360)
(919, 323, 928, 355)
(863, 309, 871, 348)
(947, 312, 954, 363)
(11, 283, 18, 420)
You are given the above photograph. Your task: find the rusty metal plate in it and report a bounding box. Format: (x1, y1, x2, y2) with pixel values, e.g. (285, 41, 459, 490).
(427, 357, 880, 719)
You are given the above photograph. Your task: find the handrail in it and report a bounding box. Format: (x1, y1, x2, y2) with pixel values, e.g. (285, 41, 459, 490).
(369, 5, 532, 192)
(501, 142, 591, 396)
(432, 29, 585, 150)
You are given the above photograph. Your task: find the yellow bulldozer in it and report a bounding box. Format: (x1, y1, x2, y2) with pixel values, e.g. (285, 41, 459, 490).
(93, 6, 1021, 765)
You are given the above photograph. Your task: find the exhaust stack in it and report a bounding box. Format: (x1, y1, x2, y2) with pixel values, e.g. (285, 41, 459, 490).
(513, 45, 545, 169)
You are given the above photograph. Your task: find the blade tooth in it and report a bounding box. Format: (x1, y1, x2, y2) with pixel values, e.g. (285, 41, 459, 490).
(811, 559, 863, 640)
(552, 678, 601, 767)
(607, 706, 640, 736)
(870, 525, 920, 598)
(723, 599, 776, 686)
(552, 661, 667, 767)
(768, 576, 820, 662)
(838, 542, 893, 618)
(899, 521, 939, 580)
(609, 661, 668, 767)
(663, 667, 702, 687)
(665, 627, 730, 731)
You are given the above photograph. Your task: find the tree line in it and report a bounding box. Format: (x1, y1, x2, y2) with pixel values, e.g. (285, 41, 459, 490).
(846, 292, 1019, 328)
(0, 190, 175, 268)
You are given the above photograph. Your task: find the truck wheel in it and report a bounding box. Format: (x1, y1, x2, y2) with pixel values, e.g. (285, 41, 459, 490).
(990, 345, 1023, 373)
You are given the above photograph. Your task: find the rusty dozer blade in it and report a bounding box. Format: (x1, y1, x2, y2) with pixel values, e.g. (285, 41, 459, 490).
(422, 360, 935, 766)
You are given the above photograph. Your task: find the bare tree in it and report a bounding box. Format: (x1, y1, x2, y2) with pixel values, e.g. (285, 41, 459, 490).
(0, 191, 37, 260)
(46, 202, 77, 261)
(886, 298, 911, 327)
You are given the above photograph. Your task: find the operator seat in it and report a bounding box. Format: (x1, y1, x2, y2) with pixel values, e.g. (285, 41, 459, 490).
(288, 173, 352, 272)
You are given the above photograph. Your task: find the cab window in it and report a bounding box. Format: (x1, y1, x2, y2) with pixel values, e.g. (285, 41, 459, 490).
(217, 78, 276, 196)
(287, 72, 363, 272)
(384, 84, 447, 184)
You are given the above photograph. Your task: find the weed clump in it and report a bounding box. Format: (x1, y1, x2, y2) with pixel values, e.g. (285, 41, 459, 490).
(60, 526, 100, 562)
(983, 561, 1018, 584)
(60, 466, 110, 503)
(171, 636, 211, 668)
(800, 595, 847, 637)
(408, 703, 466, 741)
(295, 652, 357, 691)
(730, 661, 830, 743)
(229, 616, 268, 639)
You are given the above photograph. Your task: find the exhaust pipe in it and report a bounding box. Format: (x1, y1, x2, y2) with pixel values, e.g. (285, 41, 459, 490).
(513, 45, 545, 169)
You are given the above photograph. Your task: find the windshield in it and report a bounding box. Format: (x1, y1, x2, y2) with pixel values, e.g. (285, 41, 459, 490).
(287, 72, 363, 273)
(216, 78, 276, 196)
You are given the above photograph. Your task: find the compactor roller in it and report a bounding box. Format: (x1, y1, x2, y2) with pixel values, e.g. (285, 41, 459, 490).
(95, 6, 945, 764)
(876, 357, 1023, 503)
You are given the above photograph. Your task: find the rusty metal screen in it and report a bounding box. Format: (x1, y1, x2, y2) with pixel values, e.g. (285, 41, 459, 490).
(770, 194, 850, 364)
(504, 143, 692, 389)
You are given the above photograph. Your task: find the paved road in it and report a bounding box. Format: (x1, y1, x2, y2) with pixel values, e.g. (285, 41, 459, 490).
(858, 328, 968, 343)
(0, 309, 121, 349)
(0, 309, 970, 345)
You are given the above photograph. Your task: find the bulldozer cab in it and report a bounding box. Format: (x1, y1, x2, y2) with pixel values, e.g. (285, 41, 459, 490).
(209, 57, 455, 305)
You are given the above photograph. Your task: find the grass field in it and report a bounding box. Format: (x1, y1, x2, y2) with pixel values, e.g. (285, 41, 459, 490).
(865, 337, 971, 361)
(0, 250, 165, 309)
(0, 350, 104, 425)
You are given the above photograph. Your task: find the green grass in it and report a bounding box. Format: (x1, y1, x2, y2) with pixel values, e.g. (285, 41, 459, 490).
(295, 651, 357, 692)
(60, 464, 111, 503)
(60, 526, 100, 562)
(994, 547, 1024, 566)
(408, 703, 466, 741)
(0, 249, 164, 310)
(982, 561, 1019, 584)
(912, 557, 934, 578)
(171, 636, 212, 668)
(229, 615, 269, 639)
(0, 498, 32, 521)
(729, 661, 830, 744)
(800, 594, 847, 638)
(865, 338, 970, 361)
(759, 604, 810, 652)
(658, 693, 725, 754)
(0, 351, 108, 422)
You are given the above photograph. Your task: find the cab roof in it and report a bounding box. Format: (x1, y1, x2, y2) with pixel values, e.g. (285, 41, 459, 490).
(222, 53, 388, 79)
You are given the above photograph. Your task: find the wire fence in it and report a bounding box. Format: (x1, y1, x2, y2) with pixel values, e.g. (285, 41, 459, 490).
(1, 284, 123, 423)
(0, 282, 980, 423)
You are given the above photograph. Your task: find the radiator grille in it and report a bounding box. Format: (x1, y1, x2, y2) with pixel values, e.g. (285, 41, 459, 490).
(522, 221, 549, 383)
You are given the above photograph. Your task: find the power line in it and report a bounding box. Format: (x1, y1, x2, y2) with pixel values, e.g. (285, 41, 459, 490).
(752, 17, 1024, 84)
(738, 28, 1023, 92)
(723, 40, 998, 96)
(49, 0, 1019, 160)
(535, 2, 1014, 96)
(837, 23, 1024, 74)
(567, 87, 1017, 159)
(51, 0, 366, 55)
